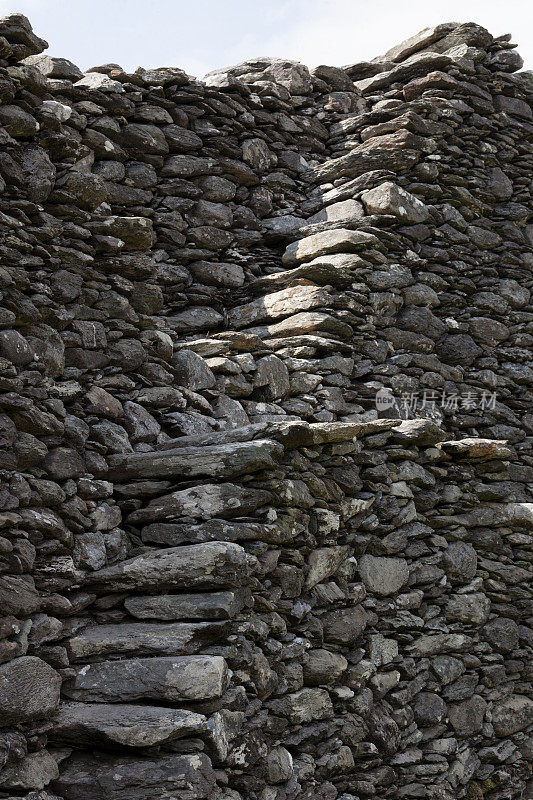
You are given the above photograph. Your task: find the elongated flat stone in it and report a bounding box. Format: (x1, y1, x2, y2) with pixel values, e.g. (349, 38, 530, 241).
(51, 702, 208, 748)
(247, 311, 354, 340)
(141, 518, 287, 546)
(227, 285, 332, 328)
(84, 542, 249, 592)
(68, 621, 229, 660)
(65, 655, 229, 703)
(128, 483, 271, 525)
(125, 590, 246, 620)
(282, 228, 379, 265)
(108, 438, 282, 481)
(307, 131, 426, 183)
(52, 752, 217, 800)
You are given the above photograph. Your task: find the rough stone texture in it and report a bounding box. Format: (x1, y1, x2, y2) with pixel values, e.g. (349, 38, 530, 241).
(0, 16, 531, 800)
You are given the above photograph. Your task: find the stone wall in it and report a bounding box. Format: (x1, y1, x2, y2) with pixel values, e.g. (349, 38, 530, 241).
(0, 13, 531, 800)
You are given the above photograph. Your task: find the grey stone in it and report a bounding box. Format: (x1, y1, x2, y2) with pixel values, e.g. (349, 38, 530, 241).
(0, 751, 58, 791)
(412, 692, 447, 726)
(65, 655, 228, 703)
(358, 555, 409, 595)
(53, 752, 217, 800)
(448, 695, 487, 736)
(124, 590, 246, 620)
(303, 649, 348, 686)
(282, 229, 378, 265)
(108, 440, 282, 481)
(482, 617, 519, 652)
(492, 695, 533, 736)
(445, 593, 490, 624)
(0, 657, 61, 724)
(68, 621, 229, 659)
(323, 606, 369, 644)
(442, 542, 477, 585)
(84, 542, 249, 592)
(361, 182, 429, 222)
(51, 703, 208, 748)
(127, 482, 271, 524)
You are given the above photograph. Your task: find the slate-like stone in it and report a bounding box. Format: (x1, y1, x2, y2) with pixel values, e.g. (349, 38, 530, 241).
(84, 542, 249, 592)
(124, 590, 245, 620)
(68, 621, 229, 659)
(303, 649, 348, 686)
(52, 752, 217, 800)
(51, 703, 208, 748)
(282, 229, 378, 265)
(65, 655, 229, 703)
(492, 695, 533, 736)
(128, 483, 271, 524)
(108, 439, 282, 481)
(448, 695, 487, 736)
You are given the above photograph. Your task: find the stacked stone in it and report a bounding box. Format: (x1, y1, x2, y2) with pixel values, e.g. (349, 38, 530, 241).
(0, 12, 531, 800)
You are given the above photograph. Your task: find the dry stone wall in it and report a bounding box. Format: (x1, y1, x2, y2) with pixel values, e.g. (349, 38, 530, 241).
(0, 13, 531, 800)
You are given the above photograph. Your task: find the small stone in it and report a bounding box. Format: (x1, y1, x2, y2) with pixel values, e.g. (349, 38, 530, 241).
(303, 649, 348, 686)
(412, 692, 447, 726)
(42, 447, 85, 481)
(0, 656, 61, 724)
(445, 593, 490, 624)
(358, 555, 409, 595)
(448, 695, 487, 736)
(482, 617, 519, 652)
(280, 688, 334, 724)
(492, 695, 533, 736)
(282, 228, 378, 265)
(442, 542, 477, 584)
(361, 181, 429, 222)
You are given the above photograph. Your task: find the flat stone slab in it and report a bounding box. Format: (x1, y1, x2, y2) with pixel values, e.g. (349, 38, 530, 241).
(52, 752, 217, 800)
(108, 438, 282, 481)
(51, 702, 208, 747)
(68, 621, 229, 660)
(227, 285, 332, 328)
(125, 590, 246, 620)
(282, 228, 379, 265)
(128, 483, 271, 525)
(84, 541, 249, 592)
(65, 655, 229, 703)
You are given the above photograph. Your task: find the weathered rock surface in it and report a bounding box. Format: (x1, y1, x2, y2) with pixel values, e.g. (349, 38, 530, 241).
(64, 655, 229, 702)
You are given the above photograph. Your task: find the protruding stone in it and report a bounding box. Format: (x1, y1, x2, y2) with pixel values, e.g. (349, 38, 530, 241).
(65, 655, 229, 703)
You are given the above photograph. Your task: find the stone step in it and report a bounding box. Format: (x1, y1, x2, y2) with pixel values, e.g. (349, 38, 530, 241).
(124, 590, 247, 620)
(64, 655, 229, 703)
(84, 541, 250, 593)
(51, 702, 207, 748)
(52, 751, 216, 800)
(68, 621, 229, 660)
(107, 438, 282, 480)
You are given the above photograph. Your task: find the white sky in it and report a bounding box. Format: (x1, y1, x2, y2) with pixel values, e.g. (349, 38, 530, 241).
(2, 0, 532, 77)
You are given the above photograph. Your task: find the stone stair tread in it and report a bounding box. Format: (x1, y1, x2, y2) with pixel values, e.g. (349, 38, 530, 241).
(51, 701, 208, 747)
(64, 655, 229, 703)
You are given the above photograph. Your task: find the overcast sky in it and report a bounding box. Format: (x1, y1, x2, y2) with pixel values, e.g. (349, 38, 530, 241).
(3, 0, 532, 77)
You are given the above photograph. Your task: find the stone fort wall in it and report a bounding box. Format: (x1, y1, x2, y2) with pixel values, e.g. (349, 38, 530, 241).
(0, 14, 531, 800)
